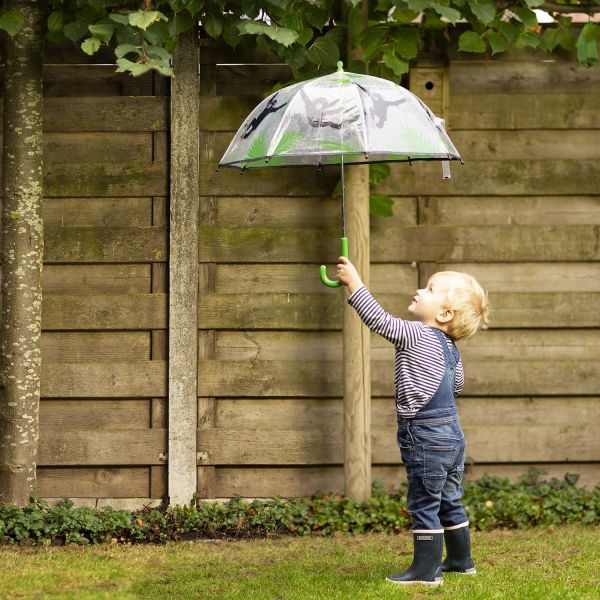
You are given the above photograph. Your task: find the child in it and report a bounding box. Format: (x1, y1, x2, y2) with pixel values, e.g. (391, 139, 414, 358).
(336, 255, 491, 586)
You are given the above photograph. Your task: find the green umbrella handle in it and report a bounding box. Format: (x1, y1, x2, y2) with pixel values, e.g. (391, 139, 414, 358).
(320, 237, 349, 287)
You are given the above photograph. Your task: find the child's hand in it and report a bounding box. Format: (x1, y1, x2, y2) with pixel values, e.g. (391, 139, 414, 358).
(336, 256, 362, 288)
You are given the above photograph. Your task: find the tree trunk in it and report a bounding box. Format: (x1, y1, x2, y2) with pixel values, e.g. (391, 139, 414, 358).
(0, 0, 46, 505)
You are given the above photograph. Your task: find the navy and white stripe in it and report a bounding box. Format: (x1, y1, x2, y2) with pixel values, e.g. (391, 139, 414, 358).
(347, 284, 464, 418)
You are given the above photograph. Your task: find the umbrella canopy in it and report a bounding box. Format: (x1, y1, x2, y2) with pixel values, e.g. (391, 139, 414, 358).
(218, 61, 462, 179)
(217, 61, 462, 287)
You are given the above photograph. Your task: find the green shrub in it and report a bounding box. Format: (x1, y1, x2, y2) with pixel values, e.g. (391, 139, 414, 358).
(0, 467, 598, 546)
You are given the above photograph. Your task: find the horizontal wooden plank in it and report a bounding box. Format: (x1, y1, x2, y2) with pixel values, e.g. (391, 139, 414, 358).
(200, 195, 600, 227)
(199, 262, 600, 294)
(42, 294, 164, 329)
(38, 429, 166, 465)
(36, 467, 150, 497)
(449, 94, 600, 130)
(197, 424, 600, 464)
(449, 60, 600, 94)
(0, 64, 139, 96)
(40, 497, 163, 510)
(199, 329, 600, 362)
(198, 358, 599, 397)
(450, 130, 600, 159)
(0, 131, 156, 161)
(41, 265, 151, 294)
(39, 198, 153, 227)
(41, 97, 167, 131)
(418, 197, 600, 225)
(41, 361, 166, 397)
(42, 332, 150, 361)
(211, 463, 600, 498)
(197, 292, 600, 329)
(41, 162, 168, 196)
(36, 289, 600, 330)
(199, 195, 417, 227)
(198, 224, 600, 261)
(40, 399, 151, 429)
(375, 159, 600, 196)
(1, 264, 151, 293)
(209, 397, 600, 431)
(207, 160, 600, 196)
(44, 227, 166, 262)
(35, 222, 600, 264)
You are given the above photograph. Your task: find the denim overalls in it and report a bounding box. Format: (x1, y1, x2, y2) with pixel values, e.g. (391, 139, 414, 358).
(396, 326, 469, 533)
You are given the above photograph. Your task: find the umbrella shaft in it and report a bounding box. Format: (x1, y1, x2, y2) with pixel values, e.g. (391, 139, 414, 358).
(341, 158, 345, 238)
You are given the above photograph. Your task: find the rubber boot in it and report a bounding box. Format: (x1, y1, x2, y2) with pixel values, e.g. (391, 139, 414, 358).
(386, 531, 443, 586)
(441, 523, 477, 574)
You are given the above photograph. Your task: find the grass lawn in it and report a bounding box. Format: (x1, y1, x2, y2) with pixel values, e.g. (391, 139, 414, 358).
(0, 524, 598, 599)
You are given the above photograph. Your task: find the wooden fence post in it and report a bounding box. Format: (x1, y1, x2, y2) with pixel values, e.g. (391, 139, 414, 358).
(168, 24, 200, 506)
(343, 0, 371, 502)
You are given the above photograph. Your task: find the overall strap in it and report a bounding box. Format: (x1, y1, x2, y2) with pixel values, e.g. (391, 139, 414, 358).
(430, 327, 459, 369)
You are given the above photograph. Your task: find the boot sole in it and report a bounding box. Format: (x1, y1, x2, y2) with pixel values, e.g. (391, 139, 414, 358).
(442, 567, 477, 574)
(386, 576, 443, 586)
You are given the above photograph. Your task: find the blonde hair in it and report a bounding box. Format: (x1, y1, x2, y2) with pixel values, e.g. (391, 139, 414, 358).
(434, 271, 491, 342)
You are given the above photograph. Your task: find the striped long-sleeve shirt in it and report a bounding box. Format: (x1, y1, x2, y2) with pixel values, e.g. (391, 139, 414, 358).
(347, 283, 464, 418)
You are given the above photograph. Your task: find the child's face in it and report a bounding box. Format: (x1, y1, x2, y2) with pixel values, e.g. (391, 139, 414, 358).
(408, 272, 457, 326)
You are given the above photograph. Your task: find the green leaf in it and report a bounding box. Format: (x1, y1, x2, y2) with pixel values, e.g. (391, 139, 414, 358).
(406, 0, 461, 24)
(81, 37, 101, 55)
(167, 12, 196, 37)
(458, 30, 487, 53)
(203, 13, 222, 39)
(237, 20, 299, 47)
(283, 45, 307, 71)
(141, 20, 170, 46)
(47, 10, 64, 34)
(302, 4, 328, 30)
(540, 27, 559, 52)
(392, 8, 419, 24)
(115, 43, 141, 58)
(109, 13, 130, 26)
(306, 35, 340, 67)
(382, 48, 409, 76)
(63, 20, 88, 41)
(296, 27, 313, 47)
(576, 23, 599, 67)
(88, 23, 115, 45)
(369, 163, 391, 185)
(515, 28, 540, 49)
(146, 58, 173, 77)
(129, 10, 168, 31)
(524, 0, 545, 7)
(498, 20, 519, 43)
(393, 26, 419, 60)
(511, 7, 538, 28)
(360, 25, 389, 62)
(370, 194, 395, 217)
(467, 0, 496, 25)
(146, 45, 171, 61)
(0, 9, 24, 37)
(115, 57, 152, 76)
(223, 21, 242, 48)
(486, 30, 508, 55)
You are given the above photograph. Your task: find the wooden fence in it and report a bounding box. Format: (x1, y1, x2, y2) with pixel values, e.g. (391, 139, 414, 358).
(4, 30, 598, 509)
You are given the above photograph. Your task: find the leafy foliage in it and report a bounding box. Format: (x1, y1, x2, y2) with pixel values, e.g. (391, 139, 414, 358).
(0, 1, 596, 81)
(1, 468, 598, 545)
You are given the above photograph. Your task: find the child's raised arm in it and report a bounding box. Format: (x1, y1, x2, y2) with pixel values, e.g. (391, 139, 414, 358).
(347, 284, 424, 349)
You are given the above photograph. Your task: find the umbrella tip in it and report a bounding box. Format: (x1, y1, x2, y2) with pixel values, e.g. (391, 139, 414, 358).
(337, 60, 343, 72)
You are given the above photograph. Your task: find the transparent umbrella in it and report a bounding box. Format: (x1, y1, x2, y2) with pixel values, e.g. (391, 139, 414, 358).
(217, 60, 463, 287)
